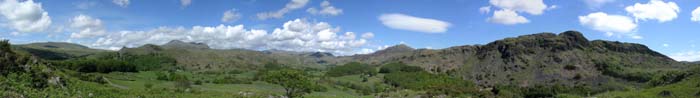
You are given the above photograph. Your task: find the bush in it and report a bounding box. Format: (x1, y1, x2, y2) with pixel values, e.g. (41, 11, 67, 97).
(77, 73, 107, 84)
(647, 70, 689, 87)
(155, 71, 170, 81)
(326, 62, 376, 77)
(144, 82, 154, 89)
(212, 76, 252, 84)
(171, 73, 191, 89)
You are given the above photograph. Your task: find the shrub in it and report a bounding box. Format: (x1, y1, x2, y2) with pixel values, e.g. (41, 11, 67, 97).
(155, 71, 170, 81)
(171, 73, 191, 90)
(212, 76, 252, 84)
(144, 82, 154, 89)
(647, 70, 689, 87)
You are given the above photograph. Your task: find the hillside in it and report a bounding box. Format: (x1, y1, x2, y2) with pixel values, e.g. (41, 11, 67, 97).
(12, 42, 109, 60)
(342, 31, 687, 87)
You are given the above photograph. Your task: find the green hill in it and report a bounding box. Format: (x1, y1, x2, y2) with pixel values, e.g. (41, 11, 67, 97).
(12, 42, 110, 60)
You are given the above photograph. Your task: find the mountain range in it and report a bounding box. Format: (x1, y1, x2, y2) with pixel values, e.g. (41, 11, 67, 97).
(12, 31, 693, 88)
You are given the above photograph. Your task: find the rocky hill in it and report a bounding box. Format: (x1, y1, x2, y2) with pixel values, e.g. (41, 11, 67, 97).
(343, 31, 686, 87)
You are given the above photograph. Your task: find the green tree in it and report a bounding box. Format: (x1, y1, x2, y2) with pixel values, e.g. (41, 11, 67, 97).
(261, 69, 317, 98)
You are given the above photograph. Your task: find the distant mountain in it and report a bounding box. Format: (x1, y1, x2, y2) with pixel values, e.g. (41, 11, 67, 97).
(118, 40, 337, 70)
(161, 40, 210, 49)
(12, 42, 109, 60)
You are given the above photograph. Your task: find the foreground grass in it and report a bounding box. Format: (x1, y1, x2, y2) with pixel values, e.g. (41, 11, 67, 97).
(595, 74, 700, 98)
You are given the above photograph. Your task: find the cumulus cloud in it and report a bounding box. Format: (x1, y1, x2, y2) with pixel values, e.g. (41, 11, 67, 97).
(256, 0, 309, 20)
(90, 19, 373, 55)
(579, 12, 641, 39)
(583, 0, 614, 8)
(112, 0, 129, 7)
(669, 50, 700, 62)
(221, 9, 241, 23)
(485, 0, 549, 25)
(0, 0, 52, 33)
(70, 14, 106, 39)
(691, 7, 700, 22)
(378, 13, 451, 33)
(307, 0, 343, 16)
(180, 0, 191, 7)
(624, 0, 679, 23)
(489, 0, 548, 15)
(488, 9, 529, 25)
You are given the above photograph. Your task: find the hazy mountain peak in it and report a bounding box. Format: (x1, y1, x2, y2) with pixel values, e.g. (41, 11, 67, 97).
(161, 40, 210, 49)
(376, 44, 414, 53)
(22, 42, 90, 49)
(308, 52, 334, 58)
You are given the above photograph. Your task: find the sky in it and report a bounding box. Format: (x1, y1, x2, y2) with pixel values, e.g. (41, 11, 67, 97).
(0, 0, 699, 61)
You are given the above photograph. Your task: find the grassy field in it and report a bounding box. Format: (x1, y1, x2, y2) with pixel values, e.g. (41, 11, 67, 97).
(595, 74, 700, 98)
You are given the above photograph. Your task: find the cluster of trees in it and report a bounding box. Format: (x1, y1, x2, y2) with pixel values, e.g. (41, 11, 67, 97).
(326, 62, 376, 77)
(259, 68, 324, 98)
(378, 62, 423, 73)
(55, 59, 137, 73)
(380, 62, 477, 97)
(0, 40, 29, 75)
(594, 59, 654, 82)
(52, 53, 177, 73)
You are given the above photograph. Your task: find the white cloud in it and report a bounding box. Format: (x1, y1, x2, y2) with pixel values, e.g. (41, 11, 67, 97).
(669, 50, 700, 62)
(691, 7, 700, 22)
(479, 6, 491, 14)
(662, 43, 669, 47)
(489, 0, 548, 15)
(90, 19, 374, 55)
(221, 9, 241, 23)
(256, 0, 309, 20)
(624, 0, 679, 23)
(579, 12, 641, 39)
(70, 14, 106, 38)
(180, 0, 191, 7)
(583, 0, 614, 8)
(0, 0, 52, 33)
(112, 0, 129, 7)
(378, 13, 451, 33)
(485, 0, 549, 25)
(307, 1, 343, 16)
(488, 9, 529, 25)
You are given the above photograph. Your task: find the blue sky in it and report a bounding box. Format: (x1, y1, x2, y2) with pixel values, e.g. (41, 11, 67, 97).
(0, 0, 699, 61)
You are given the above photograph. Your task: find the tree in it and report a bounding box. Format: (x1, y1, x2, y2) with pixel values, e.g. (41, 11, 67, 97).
(1, 40, 23, 75)
(260, 69, 317, 98)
